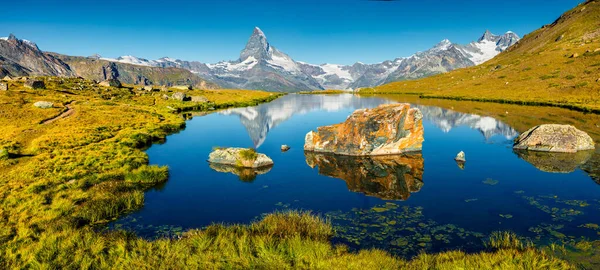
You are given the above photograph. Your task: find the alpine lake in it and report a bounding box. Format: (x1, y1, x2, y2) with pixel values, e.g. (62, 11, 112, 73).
(109, 93, 600, 258)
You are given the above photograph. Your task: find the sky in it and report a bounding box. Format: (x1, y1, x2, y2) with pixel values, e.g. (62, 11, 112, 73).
(0, 0, 584, 65)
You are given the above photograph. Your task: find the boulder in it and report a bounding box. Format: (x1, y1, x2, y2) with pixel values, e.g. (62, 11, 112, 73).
(33, 101, 53, 109)
(513, 124, 595, 153)
(191, 96, 209, 103)
(0, 83, 7, 91)
(208, 147, 273, 168)
(99, 79, 122, 88)
(171, 92, 189, 101)
(142, 86, 154, 91)
(304, 103, 424, 156)
(281, 145, 291, 152)
(455, 151, 466, 162)
(24, 80, 45, 89)
(305, 152, 424, 200)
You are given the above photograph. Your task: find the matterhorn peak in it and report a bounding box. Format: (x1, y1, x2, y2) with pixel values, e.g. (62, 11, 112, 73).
(240, 27, 272, 61)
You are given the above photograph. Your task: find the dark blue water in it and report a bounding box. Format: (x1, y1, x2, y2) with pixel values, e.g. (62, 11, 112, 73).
(112, 94, 600, 257)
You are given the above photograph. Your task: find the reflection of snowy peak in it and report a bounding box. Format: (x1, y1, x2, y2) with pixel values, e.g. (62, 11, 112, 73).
(221, 95, 518, 148)
(414, 105, 518, 139)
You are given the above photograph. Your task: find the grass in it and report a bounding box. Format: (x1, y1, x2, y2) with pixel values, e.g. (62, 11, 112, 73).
(360, 0, 600, 112)
(0, 76, 581, 268)
(238, 148, 258, 162)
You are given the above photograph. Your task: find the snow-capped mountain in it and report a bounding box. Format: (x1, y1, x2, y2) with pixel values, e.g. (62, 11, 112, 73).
(0, 34, 74, 77)
(96, 28, 520, 92)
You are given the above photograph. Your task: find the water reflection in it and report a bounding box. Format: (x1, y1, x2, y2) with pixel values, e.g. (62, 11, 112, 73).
(305, 152, 424, 200)
(221, 94, 518, 148)
(514, 149, 594, 173)
(208, 163, 273, 182)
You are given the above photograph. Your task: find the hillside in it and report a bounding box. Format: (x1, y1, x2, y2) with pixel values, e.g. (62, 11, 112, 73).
(363, 0, 600, 111)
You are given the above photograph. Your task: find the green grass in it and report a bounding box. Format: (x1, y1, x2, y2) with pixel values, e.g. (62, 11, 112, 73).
(239, 148, 258, 162)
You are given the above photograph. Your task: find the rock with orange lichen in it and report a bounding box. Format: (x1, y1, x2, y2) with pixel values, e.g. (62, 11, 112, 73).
(304, 103, 424, 156)
(305, 152, 424, 200)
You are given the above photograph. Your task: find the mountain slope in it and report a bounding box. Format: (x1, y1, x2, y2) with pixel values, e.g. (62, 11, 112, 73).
(0, 34, 74, 77)
(365, 0, 600, 111)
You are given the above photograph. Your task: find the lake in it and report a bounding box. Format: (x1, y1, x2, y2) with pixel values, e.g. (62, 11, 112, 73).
(111, 94, 600, 258)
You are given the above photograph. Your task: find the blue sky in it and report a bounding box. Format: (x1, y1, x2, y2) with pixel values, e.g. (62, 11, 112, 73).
(0, 0, 583, 65)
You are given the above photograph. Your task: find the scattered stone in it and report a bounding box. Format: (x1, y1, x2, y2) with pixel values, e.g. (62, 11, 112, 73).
(304, 103, 424, 156)
(555, 34, 565, 42)
(33, 101, 53, 109)
(513, 124, 595, 153)
(162, 94, 170, 100)
(281, 145, 291, 152)
(171, 92, 189, 101)
(569, 53, 579, 58)
(142, 86, 154, 91)
(172, 85, 192, 90)
(455, 151, 466, 162)
(208, 147, 273, 168)
(99, 79, 122, 88)
(0, 83, 7, 91)
(191, 96, 209, 103)
(0, 149, 8, 160)
(24, 80, 45, 89)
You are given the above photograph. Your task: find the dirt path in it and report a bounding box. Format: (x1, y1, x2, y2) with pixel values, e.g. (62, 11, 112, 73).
(42, 102, 75, 125)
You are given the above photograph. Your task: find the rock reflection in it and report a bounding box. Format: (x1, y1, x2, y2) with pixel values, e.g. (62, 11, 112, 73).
(208, 163, 273, 182)
(514, 149, 593, 173)
(305, 152, 424, 200)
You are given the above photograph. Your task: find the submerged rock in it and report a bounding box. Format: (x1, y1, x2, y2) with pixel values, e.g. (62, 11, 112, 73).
(209, 162, 272, 182)
(455, 151, 466, 162)
(33, 101, 53, 109)
(208, 147, 273, 168)
(281, 145, 290, 152)
(304, 103, 424, 156)
(513, 124, 595, 153)
(515, 149, 594, 173)
(305, 152, 424, 200)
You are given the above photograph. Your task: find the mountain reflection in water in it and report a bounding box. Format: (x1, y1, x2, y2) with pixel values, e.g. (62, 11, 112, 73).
(221, 94, 518, 148)
(305, 152, 424, 200)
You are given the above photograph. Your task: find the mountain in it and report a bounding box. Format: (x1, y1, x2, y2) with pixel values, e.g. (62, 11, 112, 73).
(367, 0, 600, 111)
(0, 34, 74, 77)
(97, 28, 519, 92)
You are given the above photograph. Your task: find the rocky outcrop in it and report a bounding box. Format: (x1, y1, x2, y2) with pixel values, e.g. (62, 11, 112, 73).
(305, 152, 424, 200)
(208, 147, 273, 168)
(304, 103, 424, 156)
(209, 162, 272, 182)
(24, 80, 45, 89)
(513, 124, 595, 153)
(0, 34, 74, 78)
(33, 101, 53, 109)
(515, 149, 593, 173)
(171, 92, 188, 101)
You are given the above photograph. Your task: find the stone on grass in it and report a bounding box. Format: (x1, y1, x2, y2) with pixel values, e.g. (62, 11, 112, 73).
(304, 103, 424, 156)
(33, 101, 53, 109)
(24, 80, 45, 89)
(99, 79, 122, 88)
(0, 83, 7, 91)
(171, 92, 189, 101)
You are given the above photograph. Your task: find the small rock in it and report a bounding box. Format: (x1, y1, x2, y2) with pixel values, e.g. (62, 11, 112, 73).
(0, 82, 7, 91)
(596, 78, 600, 83)
(162, 94, 170, 100)
(143, 86, 154, 91)
(455, 151, 466, 162)
(24, 80, 45, 89)
(208, 147, 273, 168)
(0, 149, 8, 160)
(99, 79, 122, 88)
(570, 53, 579, 58)
(555, 34, 564, 42)
(191, 96, 208, 103)
(281, 145, 291, 152)
(33, 101, 53, 109)
(171, 92, 189, 101)
(513, 124, 595, 153)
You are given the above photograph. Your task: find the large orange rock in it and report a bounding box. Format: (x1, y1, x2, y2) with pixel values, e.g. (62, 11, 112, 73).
(305, 152, 424, 200)
(304, 103, 424, 156)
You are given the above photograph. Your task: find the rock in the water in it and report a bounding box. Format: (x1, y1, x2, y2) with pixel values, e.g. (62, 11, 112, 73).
(208, 147, 273, 168)
(304, 103, 424, 156)
(514, 149, 593, 173)
(513, 124, 595, 153)
(209, 162, 272, 182)
(24, 80, 45, 89)
(281, 145, 290, 152)
(455, 151, 466, 162)
(171, 92, 189, 101)
(33, 101, 53, 109)
(305, 152, 424, 200)
(191, 96, 208, 103)
(99, 79, 122, 88)
(0, 149, 8, 160)
(0, 83, 7, 91)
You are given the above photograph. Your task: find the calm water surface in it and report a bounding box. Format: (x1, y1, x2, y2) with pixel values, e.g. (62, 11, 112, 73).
(112, 94, 600, 257)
